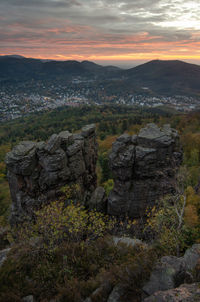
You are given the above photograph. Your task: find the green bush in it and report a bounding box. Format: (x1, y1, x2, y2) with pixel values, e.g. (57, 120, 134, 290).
(15, 200, 118, 250)
(0, 237, 156, 302)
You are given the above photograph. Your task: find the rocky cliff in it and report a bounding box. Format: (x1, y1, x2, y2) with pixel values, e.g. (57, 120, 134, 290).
(6, 124, 98, 225)
(108, 123, 182, 218)
(6, 123, 183, 224)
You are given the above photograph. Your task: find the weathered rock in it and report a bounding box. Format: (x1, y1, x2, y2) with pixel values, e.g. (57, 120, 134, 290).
(143, 244, 200, 297)
(58, 130, 74, 150)
(183, 244, 200, 271)
(45, 134, 61, 154)
(6, 125, 98, 225)
(81, 124, 96, 138)
(84, 281, 112, 302)
(108, 123, 182, 218)
(143, 256, 185, 296)
(22, 295, 35, 302)
(6, 141, 37, 176)
(112, 236, 144, 248)
(143, 283, 200, 302)
(0, 247, 11, 268)
(84, 298, 92, 302)
(88, 186, 107, 212)
(107, 284, 126, 302)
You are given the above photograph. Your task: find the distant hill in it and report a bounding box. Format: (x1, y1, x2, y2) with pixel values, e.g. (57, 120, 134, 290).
(0, 56, 200, 96)
(1, 54, 25, 59)
(122, 60, 200, 96)
(0, 56, 121, 83)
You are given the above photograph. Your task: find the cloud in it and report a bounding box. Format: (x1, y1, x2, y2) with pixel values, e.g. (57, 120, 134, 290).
(1, 0, 200, 62)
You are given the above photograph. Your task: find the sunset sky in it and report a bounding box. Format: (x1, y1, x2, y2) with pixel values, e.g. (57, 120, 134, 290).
(1, 0, 200, 67)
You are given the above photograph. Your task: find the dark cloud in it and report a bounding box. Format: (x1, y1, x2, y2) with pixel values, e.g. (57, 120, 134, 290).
(0, 0, 81, 7)
(1, 0, 200, 61)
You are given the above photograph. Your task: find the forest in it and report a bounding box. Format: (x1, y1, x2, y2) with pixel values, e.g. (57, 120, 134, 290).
(0, 105, 171, 223)
(0, 105, 200, 301)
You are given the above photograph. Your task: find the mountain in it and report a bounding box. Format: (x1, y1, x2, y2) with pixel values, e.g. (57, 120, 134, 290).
(80, 60, 121, 73)
(0, 56, 200, 96)
(0, 56, 121, 84)
(123, 60, 200, 96)
(0, 54, 25, 59)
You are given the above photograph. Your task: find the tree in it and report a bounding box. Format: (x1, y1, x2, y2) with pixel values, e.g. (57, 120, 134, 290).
(145, 167, 200, 256)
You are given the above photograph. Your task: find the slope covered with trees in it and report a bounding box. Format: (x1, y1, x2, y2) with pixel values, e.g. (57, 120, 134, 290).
(0, 106, 199, 302)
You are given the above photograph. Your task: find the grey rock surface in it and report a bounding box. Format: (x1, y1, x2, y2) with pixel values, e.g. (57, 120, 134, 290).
(143, 283, 200, 302)
(112, 236, 143, 248)
(143, 244, 200, 297)
(84, 281, 112, 302)
(183, 244, 200, 271)
(22, 296, 35, 302)
(143, 256, 185, 296)
(88, 186, 107, 212)
(108, 123, 182, 218)
(6, 124, 98, 225)
(0, 248, 11, 268)
(107, 284, 126, 302)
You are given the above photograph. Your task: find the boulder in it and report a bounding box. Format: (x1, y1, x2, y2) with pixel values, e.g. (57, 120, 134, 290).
(81, 124, 96, 138)
(183, 244, 200, 271)
(142, 256, 185, 296)
(112, 236, 144, 248)
(107, 284, 126, 302)
(143, 244, 200, 297)
(22, 296, 35, 302)
(84, 281, 112, 302)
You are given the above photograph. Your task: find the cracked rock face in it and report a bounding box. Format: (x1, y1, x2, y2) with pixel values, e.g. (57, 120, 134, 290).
(6, 124, 98, 225)
(108, 123, 182, 218)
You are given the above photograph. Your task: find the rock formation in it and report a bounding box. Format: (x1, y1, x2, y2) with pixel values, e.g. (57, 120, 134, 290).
(6, 124, 98, 225)
(84, 244, 200, 302)
(143, 244, 200, 297)
(108, 123, 182, 218)
(143, 283, 200, 302)
(143, 244, 200, 302)
(6, 122, 183, 224)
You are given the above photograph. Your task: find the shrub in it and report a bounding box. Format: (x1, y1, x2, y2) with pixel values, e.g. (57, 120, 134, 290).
(0, 236, 157, 302)
(102, 178, 114, 195)
(145, 188, 200, 256)
(14, 200, 118, 251)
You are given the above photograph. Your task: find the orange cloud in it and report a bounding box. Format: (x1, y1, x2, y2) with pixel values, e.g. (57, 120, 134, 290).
(1, 26, 200, 65)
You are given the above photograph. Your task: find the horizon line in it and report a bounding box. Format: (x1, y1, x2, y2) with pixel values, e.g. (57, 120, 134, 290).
(1, 54, 200, 68)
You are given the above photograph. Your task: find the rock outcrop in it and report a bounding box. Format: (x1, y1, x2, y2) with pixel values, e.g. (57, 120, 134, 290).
(143, 283, 200, 302)
(0, 248, 11, 268)
(143, 244, 200, 301)
(108, 123, 182, 218)
(6, 124, 98, 225)
(6, 123, 183, 224)
(87, 186, 107, 213)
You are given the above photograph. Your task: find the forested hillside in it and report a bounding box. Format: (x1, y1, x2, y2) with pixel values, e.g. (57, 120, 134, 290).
(0, 106, 200, 224)
(0, 106, 200, 302)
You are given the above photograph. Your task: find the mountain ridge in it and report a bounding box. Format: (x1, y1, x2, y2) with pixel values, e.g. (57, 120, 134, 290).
(0, 56, 200, 96)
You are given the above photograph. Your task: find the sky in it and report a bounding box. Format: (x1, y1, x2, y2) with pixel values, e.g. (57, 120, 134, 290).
(1, 0, 200, 67)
